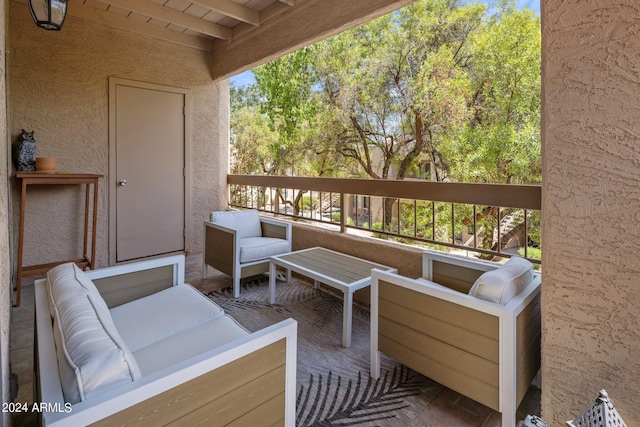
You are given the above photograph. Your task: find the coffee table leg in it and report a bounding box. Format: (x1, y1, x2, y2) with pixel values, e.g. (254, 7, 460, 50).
(343, 291, 353, 347)
(269, 262, 277, 304)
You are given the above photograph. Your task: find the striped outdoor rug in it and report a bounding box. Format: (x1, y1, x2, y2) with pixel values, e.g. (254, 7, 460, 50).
(206, 277, 431, 427)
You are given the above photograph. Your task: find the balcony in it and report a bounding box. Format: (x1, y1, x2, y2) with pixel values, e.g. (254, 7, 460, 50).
(10, 175, 542, 426)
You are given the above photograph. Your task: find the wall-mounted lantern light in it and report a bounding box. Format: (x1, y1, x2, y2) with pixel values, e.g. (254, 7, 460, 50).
(29, 0, 68, 31)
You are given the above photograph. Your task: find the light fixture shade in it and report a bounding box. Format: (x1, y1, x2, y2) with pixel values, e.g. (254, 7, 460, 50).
(29, 0, 67, 31)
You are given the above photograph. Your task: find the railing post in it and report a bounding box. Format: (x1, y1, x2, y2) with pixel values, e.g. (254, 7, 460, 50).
(340, 192, 346, 233)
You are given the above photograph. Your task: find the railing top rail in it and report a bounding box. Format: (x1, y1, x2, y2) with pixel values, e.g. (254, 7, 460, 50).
(228, 175, 541, 210)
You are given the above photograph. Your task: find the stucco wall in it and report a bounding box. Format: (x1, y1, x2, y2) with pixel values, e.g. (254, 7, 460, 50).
(542, 0, 640, 424)
(8, 2, 228, 272)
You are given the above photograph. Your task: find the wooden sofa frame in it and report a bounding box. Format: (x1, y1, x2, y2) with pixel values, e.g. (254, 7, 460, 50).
(35, 255, 298, 426)
(370, 250, 541, 426)
(203, 215, 292, 298)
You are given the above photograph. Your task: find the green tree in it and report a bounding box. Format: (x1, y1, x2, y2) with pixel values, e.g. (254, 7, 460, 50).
(438, 5, 541, 255)
(312, 0, 485, 222)
(253, 46, 319, 176)
(441, 6, 541, 184)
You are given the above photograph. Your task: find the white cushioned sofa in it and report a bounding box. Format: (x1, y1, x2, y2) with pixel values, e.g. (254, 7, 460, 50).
(35, 255, 297, 426)
(370, 250, 541, 427)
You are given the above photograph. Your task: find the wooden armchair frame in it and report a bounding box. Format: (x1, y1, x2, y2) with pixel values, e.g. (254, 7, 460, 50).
(203, 215, 292, 297)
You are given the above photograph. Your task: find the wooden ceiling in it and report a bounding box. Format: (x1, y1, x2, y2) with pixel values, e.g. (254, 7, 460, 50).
(14, 0, 415, 80)
(48, 0, 298, 52)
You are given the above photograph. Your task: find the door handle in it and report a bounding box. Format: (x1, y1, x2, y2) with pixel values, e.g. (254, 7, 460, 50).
(119, 179, 127, 186)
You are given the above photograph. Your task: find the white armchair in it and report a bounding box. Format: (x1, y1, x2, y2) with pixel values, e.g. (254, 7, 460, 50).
(203, 209, 292, 297)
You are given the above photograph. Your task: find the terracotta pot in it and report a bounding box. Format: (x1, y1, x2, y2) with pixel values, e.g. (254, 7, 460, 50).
(35, 157, 56, 172)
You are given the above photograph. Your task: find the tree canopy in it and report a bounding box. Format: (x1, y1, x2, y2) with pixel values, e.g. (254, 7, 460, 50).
(229, 0, 541, 185)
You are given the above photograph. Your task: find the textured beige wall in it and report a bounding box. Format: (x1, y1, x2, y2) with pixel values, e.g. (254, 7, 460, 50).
(1, 0, 11, 423)
(8, 2, 228, 271)
(542, 0, 640, 424)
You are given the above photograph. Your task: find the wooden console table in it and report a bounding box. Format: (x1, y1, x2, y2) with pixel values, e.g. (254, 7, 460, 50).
(15, 173, 103, 306)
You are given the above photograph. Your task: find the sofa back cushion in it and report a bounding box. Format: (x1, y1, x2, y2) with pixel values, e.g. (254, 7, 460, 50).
(468, 257, 534, 305)
(47, 263, 141, 404)
(211, 209, 262, 239)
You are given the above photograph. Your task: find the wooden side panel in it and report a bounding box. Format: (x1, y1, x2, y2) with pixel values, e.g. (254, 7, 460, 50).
(378, 280, 500, 411)
(240, 261, 270, 279)
(431, 260, 484, 294)
(516, 293, 541, 404)
(91, 339, 287, 427)
(380, 281, 499, 338)
(93, 265, 174, 308)
(226, 393, 285, 427)
(261, 221, 287, 239)
(205, 224, 235, 276)
(169, 368, 285, 426)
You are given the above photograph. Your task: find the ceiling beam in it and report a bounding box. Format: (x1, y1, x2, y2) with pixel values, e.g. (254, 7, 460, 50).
(190, 0, 260, 26)
(11, 0, 214, 51)
(210, 0, 417, 81)
(105, 0, 233, 40)
(76, 2, 215, 51)
(231, 1, 291, 40)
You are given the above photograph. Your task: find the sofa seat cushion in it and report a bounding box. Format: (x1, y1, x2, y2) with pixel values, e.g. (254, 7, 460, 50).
(211, 209, 262, 238)
(468, 257, 534, 305)
(46, 263, 141, 404)
(133, 315, 250, 376)
(109, 284, 224, 353)
(239, 237, 290, 263)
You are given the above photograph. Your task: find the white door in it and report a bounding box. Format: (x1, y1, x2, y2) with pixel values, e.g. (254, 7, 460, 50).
(112, 82, 186, 262)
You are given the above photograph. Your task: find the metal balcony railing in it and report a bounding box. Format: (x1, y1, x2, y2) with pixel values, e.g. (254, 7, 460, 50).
(227, 175, 542, 263)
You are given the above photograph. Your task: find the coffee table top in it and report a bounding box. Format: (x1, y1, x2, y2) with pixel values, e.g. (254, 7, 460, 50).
(270, 247, 395, 290)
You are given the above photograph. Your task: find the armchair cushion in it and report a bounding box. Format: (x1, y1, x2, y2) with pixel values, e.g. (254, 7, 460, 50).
(211, 210, 262, 238)
(238, 237, 292, 263)
(468, 256, 534, 304)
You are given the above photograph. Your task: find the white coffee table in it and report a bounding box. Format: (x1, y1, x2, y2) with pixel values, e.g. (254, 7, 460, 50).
(269, 247, 397, 347)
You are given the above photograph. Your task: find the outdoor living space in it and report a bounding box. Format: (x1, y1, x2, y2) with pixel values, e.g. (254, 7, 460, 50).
(2, 0, 640, 426)
(11, 249, 542, 427)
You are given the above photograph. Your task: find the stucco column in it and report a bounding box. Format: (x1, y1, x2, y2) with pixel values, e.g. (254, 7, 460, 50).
(541, 0, 640, 424)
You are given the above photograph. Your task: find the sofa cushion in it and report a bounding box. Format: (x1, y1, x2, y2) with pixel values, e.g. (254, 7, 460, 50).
(211, 210, 262, 239)
(132, 315, 250, 376)
(468, 257, 534, 305)
(47, 263, 109, 318)
(238, 237, 291, 263)
(110, 284, 224, 353)
(47, 263, 141, 404)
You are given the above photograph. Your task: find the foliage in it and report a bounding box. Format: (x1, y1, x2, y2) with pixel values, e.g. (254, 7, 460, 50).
(312, 1, 484, 182)
(229, 0, 541, 255)
(440, 6, 541, 184)
(230, 0, 541, 185)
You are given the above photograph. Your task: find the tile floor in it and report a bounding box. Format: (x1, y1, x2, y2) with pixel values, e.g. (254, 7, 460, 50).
(9, 254, 541, 426)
